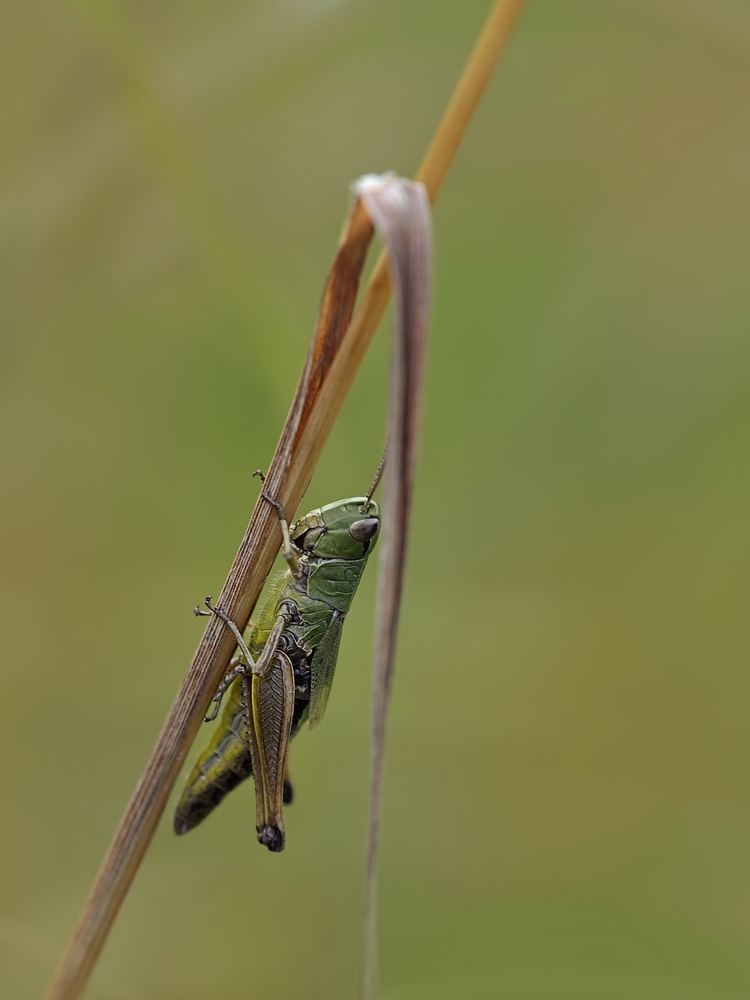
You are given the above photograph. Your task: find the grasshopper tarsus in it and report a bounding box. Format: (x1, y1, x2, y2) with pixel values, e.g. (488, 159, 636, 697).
(193, 595, 217, 617)
(204, 699, 221, 724)
(253, 468, 266, 483)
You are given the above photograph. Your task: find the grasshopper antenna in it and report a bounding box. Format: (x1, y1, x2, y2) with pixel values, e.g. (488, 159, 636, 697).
(362, 447, 387, 513)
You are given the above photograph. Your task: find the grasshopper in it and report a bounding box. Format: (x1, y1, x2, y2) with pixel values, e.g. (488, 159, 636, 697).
(173, 489, 381, 852)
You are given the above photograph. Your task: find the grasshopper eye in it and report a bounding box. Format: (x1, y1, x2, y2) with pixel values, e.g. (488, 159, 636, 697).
(349, 518, 379, 542)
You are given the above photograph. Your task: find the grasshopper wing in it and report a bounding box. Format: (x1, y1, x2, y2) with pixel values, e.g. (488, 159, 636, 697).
(308, 610, 345, 729)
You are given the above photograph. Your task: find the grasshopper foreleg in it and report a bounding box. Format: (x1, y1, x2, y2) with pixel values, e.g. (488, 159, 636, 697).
(261, 491, 301, 577)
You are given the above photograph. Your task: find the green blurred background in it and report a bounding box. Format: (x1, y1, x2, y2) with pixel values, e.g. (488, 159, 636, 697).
(2, 0, 750, 997)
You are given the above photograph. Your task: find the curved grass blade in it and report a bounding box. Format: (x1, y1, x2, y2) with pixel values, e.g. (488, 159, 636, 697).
(354, 174, 432, 1000)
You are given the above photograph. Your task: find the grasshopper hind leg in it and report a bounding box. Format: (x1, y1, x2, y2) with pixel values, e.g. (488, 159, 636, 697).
(246, 647, 296, 853)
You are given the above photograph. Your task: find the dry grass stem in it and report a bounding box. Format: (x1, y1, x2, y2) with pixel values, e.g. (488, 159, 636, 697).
(45, 3, 526, 998)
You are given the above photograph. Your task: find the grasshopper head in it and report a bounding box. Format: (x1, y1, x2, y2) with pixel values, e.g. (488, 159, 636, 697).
(291, 497, 380, 560)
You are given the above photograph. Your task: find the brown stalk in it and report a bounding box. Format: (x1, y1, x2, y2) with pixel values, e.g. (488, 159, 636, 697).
(44, 3, 527, 998)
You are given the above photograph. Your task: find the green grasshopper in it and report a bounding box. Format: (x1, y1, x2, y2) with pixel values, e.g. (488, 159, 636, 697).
(173, 490, 381, 852)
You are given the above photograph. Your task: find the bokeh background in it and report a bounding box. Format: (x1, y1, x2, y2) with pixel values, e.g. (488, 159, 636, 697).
(2, 0, 750, 997)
